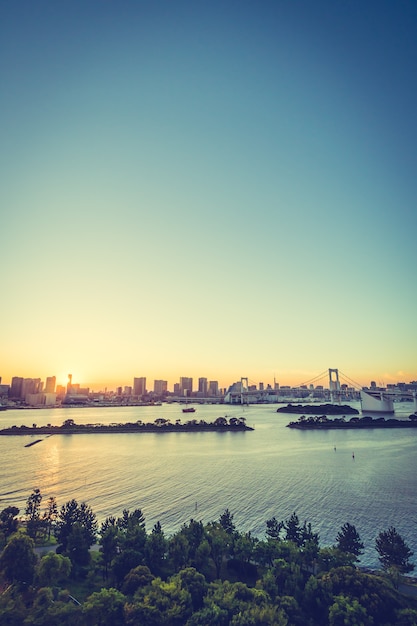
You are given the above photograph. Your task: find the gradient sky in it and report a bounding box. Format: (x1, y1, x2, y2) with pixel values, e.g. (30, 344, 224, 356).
(1, 1, 416, 391)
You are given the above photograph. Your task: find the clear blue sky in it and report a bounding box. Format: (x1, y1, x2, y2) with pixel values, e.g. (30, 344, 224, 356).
(1, 1, 416, 390)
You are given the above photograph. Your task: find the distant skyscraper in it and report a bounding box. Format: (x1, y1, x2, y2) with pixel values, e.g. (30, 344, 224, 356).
(154, 380, 168, 395)
(45, 376, 56, 394)
(209, 380, 219, 396)
(179, 377, 193, 397)
(198, 377, 208, 395)
(10, 377, 23, 399)
(133, 377, 146, 396)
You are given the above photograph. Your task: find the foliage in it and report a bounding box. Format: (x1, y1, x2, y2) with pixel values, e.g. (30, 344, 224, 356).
(335, 523, 364, 560)
(36, 552, 71, 586)
(1, 492, 417, 625)
(219, 509, 236, 535)
(83, 587, 126, 626)
(0, 506, 19, 540)
(0, 533, 37, 585)
(54, 499, 97, 552)
(375, 526, 415, 577)
(25, 488, 43, 541)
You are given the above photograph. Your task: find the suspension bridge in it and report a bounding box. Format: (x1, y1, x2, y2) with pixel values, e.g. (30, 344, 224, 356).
(225, 369, 417, 413)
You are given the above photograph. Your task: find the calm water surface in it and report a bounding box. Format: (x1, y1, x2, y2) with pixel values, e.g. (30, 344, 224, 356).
(1, 402, 416, 569)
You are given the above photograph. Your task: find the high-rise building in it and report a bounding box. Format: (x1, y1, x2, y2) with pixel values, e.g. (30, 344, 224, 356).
(198, 377, 208, 395)
(10, 377, 23, 399)
(21, 378, 42, 400)
(133, 377, 146, 396)
(179, 377, 193, 397)
(154, 380, 168, 395)
(209, 380, 219, 396)
(45, 376, 56, 394)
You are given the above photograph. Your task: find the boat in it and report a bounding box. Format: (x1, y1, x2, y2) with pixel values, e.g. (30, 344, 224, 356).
(182, 407, 196, 413)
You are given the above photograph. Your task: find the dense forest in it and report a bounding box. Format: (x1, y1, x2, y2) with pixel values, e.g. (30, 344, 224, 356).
(1, 489, 416, 625)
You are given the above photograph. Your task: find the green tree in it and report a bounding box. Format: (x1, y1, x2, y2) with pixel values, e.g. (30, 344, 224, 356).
(174, 567, 207, 611)
(319, 566, 403, 625)
(219, 509, 236, 535)
(284, 512, 302, 546)
(318, 546, 356, 572)
(179, 519, 206, 566)
(25, 488, 43, 541)
(375, 526, 414, 579)
(83, 587, 126, 626)
(66, 522, 91, 568)
(169, 533, 190, 571)
(0, 533, 37, 585)
(254, 538, 282, 568)
(125, 576, 192, 625)
(265, 516, 283, 540)
(145, 521, 167, 574)
(112, 548, 143, 586)
(54, 499, 97, 552)
(42, 496, 58, 541)
(36, 552, 71, 586)
(0, 506, 19, 545)
(328, 594, 370, 626)
(231, 532, 257, 578)
(206, 522, 231, 579)
(100, 524, 120, 580)
(0, 581, 26, 625)
(122, 564, 154, 596)
(336, 523, 364, 560)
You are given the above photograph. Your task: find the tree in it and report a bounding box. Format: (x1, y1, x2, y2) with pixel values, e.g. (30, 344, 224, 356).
(168, 533, 190, 571)
(66, 522, 91, 568)
(265, 516, 283, 540)
(25, 488, 43, 541)
(145, 522, 167, 574)
(117, 508, 147, 555)
(122, 564, 154, 596)
(375, 527, 414, 577)
(125, 576, 193, 625)
(0, 506, 19, 546)
(328, 594, 369, 626)
(173, 567, 207, 611)
(54, 499, 97, 552)
(284, 512, 302, 546)
(42, 496, 58, 541)
(100, 524, 120, 580)
(0, 533, 37, 585)
(336, 523, 364, 560)
(83, 587, 126, 626)
(36, 552, 71, 586)
(219, 509, 236, 535)
(206, 522, 231, 578)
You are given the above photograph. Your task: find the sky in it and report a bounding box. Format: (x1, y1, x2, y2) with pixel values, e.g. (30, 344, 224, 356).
(1, 0, 416, 391)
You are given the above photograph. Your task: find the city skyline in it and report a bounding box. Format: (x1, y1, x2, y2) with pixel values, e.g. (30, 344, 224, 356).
(1, 1, 416, 390)
(1, 366, 416, 395)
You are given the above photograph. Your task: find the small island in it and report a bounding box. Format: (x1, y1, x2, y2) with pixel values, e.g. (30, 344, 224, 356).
(0, 416, 253, 438)
(287, 414, 417, 429)
(277, 403, 359, 415)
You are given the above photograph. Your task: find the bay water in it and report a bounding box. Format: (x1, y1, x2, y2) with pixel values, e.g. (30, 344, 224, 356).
(1, 402, 416, 570)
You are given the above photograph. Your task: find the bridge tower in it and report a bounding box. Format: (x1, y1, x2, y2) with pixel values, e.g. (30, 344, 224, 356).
(328, 369, 340, 402)
(240, 377, 249, 405)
